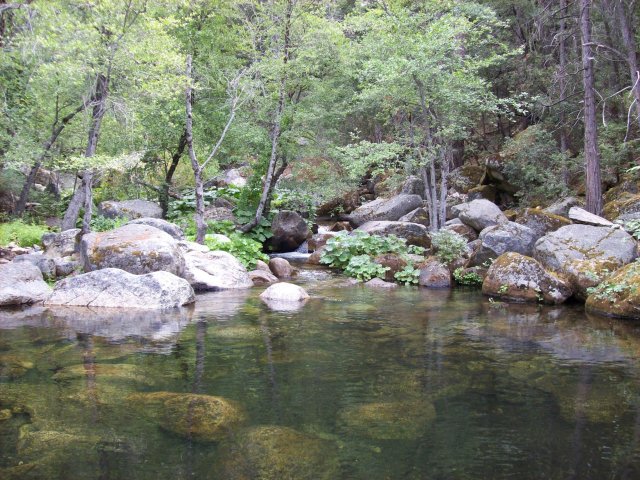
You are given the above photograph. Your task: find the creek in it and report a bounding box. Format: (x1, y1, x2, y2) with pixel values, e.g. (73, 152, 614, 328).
(1, 265, 640, 479)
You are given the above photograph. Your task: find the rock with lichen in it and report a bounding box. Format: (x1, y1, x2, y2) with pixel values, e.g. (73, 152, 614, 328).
(586, 262, 640, 319)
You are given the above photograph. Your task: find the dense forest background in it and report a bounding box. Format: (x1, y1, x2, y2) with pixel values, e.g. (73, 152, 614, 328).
(1, 0, 639, 236)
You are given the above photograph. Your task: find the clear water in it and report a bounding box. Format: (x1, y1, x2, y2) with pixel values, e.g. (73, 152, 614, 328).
(2, 266, 640, 479)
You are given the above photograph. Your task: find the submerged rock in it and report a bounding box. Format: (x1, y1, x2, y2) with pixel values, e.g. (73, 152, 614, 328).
(259, 283, 309, 303)
(482, 253, 572, 304)
(128, 391, 245, 442)
(0, 354, 34, 380)
(0, 262, 51, 306)
(80, 223, 185, 276)
(216, 425, 340, 480)
(338, 400, 436, 440)
(45, 268, 195, 309)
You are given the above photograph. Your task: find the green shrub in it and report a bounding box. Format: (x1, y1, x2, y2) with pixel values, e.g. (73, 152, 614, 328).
(395, 265, 420, 285)
(203, 233, 268, 270)
(89, 215, 127, 232)
(0, 220, 49, 247)
(344, 254, 388, 282)
(453, 267, 483, 286)
(431, 230, 467, 264)
(320, 231, 408, 269)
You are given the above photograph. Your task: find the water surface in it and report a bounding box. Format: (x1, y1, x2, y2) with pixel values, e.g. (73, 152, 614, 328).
(2, 266, 640, 479)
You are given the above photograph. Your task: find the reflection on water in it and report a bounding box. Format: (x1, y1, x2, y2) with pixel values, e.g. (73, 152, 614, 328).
(2, 268, 640, 479)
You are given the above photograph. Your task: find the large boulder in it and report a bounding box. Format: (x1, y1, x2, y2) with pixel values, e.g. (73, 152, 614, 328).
(468, 221, 537, 267)
(269, 211, 310, 252)
(98, 199, 162, 220)
(482, 253, 572, 304)
(447, 164, 485, 194)
(183, 250, 252, 291)
(268, 257, 295, 279)
(400, 175, 425, 197)
(543, 196, 584, 218)
(316, 189, 361, 217)
(586, 262, 640, 318)
(454, 199, 507, 231)
(259, 282, 309, 302)
(533, 225, 637, 272)
(80, 224, 185, 276)
(13, 253, 56, 280)
(603, 193, 640, 221)
(0, 262, 51, 306)
(45, 268, 194, 309)
(418, 258, 451, 288)
(128, 392, 245, 442)
(356, 221, 431, 248)
(347, 194, 423, 227)
(514, 208, 571, 240)
(568, 207, 613, 227)
(398, 207, 430, 226)
(41, 228, 80, 258)
(126, 218, 184, 240)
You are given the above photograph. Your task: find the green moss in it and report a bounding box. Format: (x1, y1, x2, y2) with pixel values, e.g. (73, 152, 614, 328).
(0, 221, 49, 247)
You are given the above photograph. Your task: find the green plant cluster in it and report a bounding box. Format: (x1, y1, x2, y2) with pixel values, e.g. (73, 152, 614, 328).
(167, 186, 241, 221)
(586, 265, 638, 303)
(620, 219, 640, 240)
(394, 265, 420, 285)
(203, 233, 268, 270)
(89, 215, 127, 232)
(0, 220, 49, 247)
(453, 267, 483, 286)
(431, 230, 467, 265)
(320, 231, 425, 283)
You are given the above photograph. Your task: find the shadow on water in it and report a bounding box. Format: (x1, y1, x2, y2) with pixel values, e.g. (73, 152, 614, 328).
(2, 268, 640, 478)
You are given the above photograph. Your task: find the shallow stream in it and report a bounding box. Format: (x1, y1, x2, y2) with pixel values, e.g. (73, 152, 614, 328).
(2, 265, 640, 479)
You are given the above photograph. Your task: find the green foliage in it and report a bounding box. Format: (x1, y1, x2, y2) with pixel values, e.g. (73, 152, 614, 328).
(395, 265, 420, 285)
(233, 208, 273, 243)
(319, 231, 408, 270)
(453, 267, 483, 286)
(89, 215, 127, 233)
(271, 187, 316, 224)
(333, 139, 405, 182)
(620, 219, 640, 240)
(343, 254, 388, 282)
(167, 186, 240, 221)
(203, 233, 268, 270)
(431, 230, 467, 265)
(0, 221, 49, 247)
(498, 284, 509, 294)
(500, 126, 575, 203)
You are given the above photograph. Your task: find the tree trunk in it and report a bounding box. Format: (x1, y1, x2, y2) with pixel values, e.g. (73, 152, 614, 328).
(559, 0, 570, 186)
(580, 0, 603, 215)
(439, 146, 449, 229)
(241, 0, 293, 234)
(61, 176, 85, 231)
(160, 129, 187, 219)
(615, 1, 640, 128)
(14, 102, 85, 217)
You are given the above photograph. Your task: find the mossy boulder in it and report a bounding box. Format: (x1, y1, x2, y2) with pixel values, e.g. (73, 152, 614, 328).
(514, 208, 571, 240)
(338, 400, 436, 440)
(127, 391, 245, 442)
(467, 221, 537, 267)
(586, 262, 640, 319)
(482, 252, 572, 304)
(0, 355, 34, 380)
(216, 425, 340, 480)
(448, 164, 485, 193)
(603, 193, 640, 221)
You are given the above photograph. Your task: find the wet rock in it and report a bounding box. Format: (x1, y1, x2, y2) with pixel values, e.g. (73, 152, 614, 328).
(45, 268, 195, 309)
(543, 196, 584, 218)
(365, 278, 398, 288)
(568, 207, 613, 227)
(183, 250, 253, 291)
(53, 363, 152, 385)
(482, 253, 572, 304)
(129, 391, 245, 442)
(468, 221, 537, 267)
(373, 253, 407, 282)
(454, 199, 507, 231)
(514, 208, 571, 240)
(98, 199, 162, 220)
(347, 194, 423, 227)
(269, 211, 310, 252)
(13, 253, 56, 280)
(308, 247, 324, 265)
(41, 228, 80, 258)
(248, 270, 278, 285)
(398, 207, 430, 226)
(254, 260, 271, 272)
(338, 400, 436, 440)
(418, 258, 451, 288)
(308, 233, 336, 252)
(216, 425, 340, 480)
(259, 282, 309, 303)
(0, 262, 51, 306)
(586, 262, 640, 318)
(81, 224, 186, 276)
(126, 217, 185, 240)
(533, 225, 637, 273)
(0, 355, 34, 380)
(356, 221, 431, 248)
(269, 257, 295, 279)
